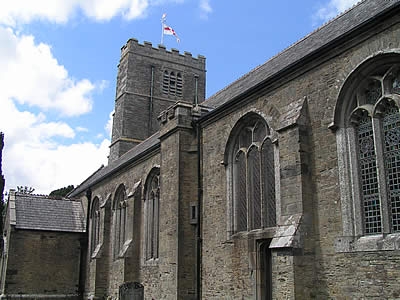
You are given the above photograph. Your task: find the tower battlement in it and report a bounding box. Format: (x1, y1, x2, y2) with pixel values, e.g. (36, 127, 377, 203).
(109, 38, 206, 163)
(121, 38, 205, 69)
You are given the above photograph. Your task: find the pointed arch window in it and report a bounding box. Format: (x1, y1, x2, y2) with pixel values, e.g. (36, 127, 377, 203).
(144, 168, 160, 260)
(228, 113, 277, 234)
(113, 184, 127, 259)
(90, 197, 101, 256)
(336, 61, 400, 242)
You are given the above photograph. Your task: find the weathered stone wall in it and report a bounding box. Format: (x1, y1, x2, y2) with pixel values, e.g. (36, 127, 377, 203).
(109, 39, 206, 163)
(79, 151, 162, 299)
(158, 102, 200, 299)
(200, 14, 400, 299)
(3, 229, 81, 299)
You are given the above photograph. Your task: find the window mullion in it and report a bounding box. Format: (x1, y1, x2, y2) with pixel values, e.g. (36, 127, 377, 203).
(347, 127, 363, 236)
(372, 117, 391, 234)
(246, 154, 251, 231)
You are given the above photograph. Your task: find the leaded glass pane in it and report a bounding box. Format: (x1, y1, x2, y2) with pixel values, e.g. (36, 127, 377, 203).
(90, 199, 100, 254)
(248, 147, 261, 230)
(262, 139, 276, 227)
(155, 188, 160, 258)
(383, 105, 400, 232)
(113, 186, 126, 258)
(235, 151, 247, 232)
(364, 80, 382, 105)
(120, 204, 126, 251)
(146, 191, 154, 260)
(146, 172, 160, 260)
(253, 122, 267, 143)
(388, 67, 400, 94)
(239, 128, 252, 149)
(357, 114, 382, 234)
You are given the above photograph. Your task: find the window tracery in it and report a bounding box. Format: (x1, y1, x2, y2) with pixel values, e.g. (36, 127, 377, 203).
(145, 168, 160, 260)
(90, 197, 100, 256)
(338, 62, 400, 240)
(227, 113, 277, 235)
(113, 184, 127, 259)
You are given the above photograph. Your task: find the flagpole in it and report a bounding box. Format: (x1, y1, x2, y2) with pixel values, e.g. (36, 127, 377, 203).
(161, 14, 165, 45)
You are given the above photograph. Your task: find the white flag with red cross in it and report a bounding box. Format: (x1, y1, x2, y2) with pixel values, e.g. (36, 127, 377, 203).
(161, 13, 180, 44)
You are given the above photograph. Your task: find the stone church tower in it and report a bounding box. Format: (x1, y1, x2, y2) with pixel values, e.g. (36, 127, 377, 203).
(109, 39, 206, 163)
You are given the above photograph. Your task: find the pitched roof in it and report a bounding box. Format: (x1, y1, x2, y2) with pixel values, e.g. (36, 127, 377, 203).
(203, 0, 400, 109)
(69, 131, 160, 197)
(13, 192, 85, 233)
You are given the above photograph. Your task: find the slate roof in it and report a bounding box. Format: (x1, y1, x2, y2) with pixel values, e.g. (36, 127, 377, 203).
(69, 131, 160, 197)
(14, 192, 86, 233)
(203, 0, 400, 109)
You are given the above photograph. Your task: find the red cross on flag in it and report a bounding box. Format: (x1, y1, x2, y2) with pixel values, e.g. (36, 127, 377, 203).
(163, 24, 180, 43)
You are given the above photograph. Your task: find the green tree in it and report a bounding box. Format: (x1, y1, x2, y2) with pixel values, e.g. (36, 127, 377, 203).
(49, 185, 75, 198)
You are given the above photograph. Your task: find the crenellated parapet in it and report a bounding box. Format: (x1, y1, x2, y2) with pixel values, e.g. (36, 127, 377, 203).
(120, 38, 206, 68)
(109, 38, 206, 163)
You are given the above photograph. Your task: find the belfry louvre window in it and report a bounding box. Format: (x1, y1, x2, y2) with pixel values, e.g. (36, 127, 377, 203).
(90, 197, 100, 255)
(346, 64, 400, 235)
(113, 184, 127, 258)
(228, 113, 276, 234)
(145, 168, 160, 260)
(162, 70, 183, 97)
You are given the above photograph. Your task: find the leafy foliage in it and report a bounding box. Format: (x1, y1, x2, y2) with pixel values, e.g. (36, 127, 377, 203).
(49, 185, 74, 198)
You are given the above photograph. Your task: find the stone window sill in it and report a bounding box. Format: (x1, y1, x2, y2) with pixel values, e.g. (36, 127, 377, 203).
(335, 233, 400, 252)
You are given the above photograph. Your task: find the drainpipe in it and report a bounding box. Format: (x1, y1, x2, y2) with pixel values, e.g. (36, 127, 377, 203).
(78, 188, 92, 299)
(149, 66, 155, 136)
(196, 122, 203, 300)
(194, 75, 199, 106)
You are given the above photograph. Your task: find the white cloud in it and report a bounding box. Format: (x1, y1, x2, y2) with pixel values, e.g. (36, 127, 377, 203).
(0, 0, 151, 26)
(0, 97, 109, 194)
(199, 0, 212, 19)
(0, 27, 96, 117)
(0, 27, 109, 194)
(315, 0, 359, 23)
(76, 127, 89, 133)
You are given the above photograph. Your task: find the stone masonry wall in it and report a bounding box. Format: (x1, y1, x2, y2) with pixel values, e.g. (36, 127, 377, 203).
(4, 229, 81, 298)
(200, 15, 400, 299)
(109, 39, 206, 163)
(79, 151, 162, 299)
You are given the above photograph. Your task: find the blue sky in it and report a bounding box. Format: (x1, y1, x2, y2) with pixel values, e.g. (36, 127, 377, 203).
(0, 0, 359, 194)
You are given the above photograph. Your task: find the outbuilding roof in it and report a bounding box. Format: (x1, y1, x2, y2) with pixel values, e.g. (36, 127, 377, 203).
(12, 192, 85, 233)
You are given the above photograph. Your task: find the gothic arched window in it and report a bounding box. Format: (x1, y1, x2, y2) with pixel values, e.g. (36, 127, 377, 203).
(90, 197, 100, 256)
(144, 168, 160, 260)
(227, 113, 276, 235)
(335, 59, 400, 242)
(113, 184, 127, 259)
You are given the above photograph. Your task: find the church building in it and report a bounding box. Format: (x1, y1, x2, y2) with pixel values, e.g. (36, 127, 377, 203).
(2, 0, 400, 299)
